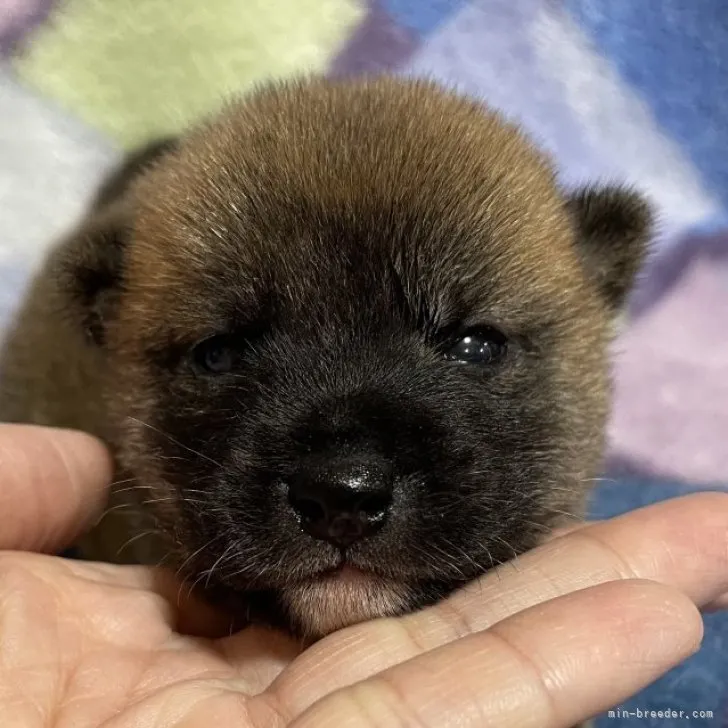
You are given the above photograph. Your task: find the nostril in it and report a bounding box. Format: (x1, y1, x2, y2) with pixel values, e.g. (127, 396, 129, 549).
(358, 491, 392, 517)
(288, 493, 326, 524)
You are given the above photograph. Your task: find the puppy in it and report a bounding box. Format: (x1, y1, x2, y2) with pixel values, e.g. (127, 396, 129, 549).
(0, 77, 651, 642)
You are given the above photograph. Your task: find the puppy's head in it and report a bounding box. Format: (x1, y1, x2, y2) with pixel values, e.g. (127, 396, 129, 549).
(67, 78, 651, 638)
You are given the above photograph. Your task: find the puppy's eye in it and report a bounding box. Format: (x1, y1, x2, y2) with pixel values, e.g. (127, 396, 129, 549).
(191, 335, 237, 375)
(444, 327, 507, 365)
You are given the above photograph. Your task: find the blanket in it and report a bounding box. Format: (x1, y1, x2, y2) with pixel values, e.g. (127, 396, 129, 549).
(1, 1, 726, 724)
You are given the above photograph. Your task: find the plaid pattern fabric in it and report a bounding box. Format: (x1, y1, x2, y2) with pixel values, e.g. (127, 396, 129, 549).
(2, 1, 726, 723)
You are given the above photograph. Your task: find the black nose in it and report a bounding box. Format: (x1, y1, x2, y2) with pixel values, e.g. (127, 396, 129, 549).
(287, 459, 394, 548)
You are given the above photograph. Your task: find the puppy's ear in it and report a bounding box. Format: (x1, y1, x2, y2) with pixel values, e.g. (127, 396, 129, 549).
(58, 137, 178, 345)
(57, 209, 127, 346)
(92, 136, 178, 210)
(566, 186, 653, 310)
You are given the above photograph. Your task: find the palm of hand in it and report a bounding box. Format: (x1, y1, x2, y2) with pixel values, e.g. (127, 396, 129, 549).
(2, 429, 727, 728)
(3, 500, 727, 728)
(1, 555, 303, 727)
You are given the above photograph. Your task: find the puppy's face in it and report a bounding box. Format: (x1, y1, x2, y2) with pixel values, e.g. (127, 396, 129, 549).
(71, 78, 650, 638)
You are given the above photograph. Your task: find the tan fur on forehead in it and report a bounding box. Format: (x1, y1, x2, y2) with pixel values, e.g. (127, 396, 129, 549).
(123, 76, 588, 336)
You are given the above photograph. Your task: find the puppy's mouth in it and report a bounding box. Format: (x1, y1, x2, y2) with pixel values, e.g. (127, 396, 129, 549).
(302, 562, 382, 588)
(312, 562, 368, 579)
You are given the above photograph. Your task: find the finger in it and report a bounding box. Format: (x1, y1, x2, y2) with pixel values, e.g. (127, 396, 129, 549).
(270, 492, 728, 714)
(284, 580, 702, 728)
(702, 592, 728, 611)
(546, 521, 591, 539)
(0, 424, 113, 551)
(449, 490, 728, 627)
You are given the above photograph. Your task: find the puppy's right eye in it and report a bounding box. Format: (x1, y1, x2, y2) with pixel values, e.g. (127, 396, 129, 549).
(190, 335, 237, 375)
(443, 327, 508, 365)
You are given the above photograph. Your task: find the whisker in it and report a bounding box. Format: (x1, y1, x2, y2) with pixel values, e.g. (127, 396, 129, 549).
(112, 483, 157, 495)
(127, 416, 224, 468)
(175, 533, 226, 581)
(175, 535, 227, 607)
(203, 544, 239, 589)
(140, 496, 206, 507)
(115, 529, 161, 557)
(491, 534, 520, 563)
(94, 501, 137, 523)
(108, 476, 141, 488)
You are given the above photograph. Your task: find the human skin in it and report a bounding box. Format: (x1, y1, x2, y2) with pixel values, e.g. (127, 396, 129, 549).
(0, 423, 726, 728)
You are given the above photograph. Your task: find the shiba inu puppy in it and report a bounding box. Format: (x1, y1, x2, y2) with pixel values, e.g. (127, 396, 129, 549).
(0, 77, 651, 647)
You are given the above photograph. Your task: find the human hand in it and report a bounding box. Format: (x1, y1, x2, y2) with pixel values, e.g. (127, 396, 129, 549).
(1, 424, 726, 727)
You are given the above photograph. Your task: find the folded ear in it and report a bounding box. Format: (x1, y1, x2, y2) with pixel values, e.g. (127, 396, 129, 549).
(566, 186, 653, 311)
(58, 137, 178, 345)
(92, 136, 178, 210)
(56, 208, 128, 346)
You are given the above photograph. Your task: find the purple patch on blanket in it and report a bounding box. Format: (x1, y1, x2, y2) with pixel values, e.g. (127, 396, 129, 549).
(329, 1, 419, 77)
(606, 230, 728, 485)
(0, 0, 55, 56)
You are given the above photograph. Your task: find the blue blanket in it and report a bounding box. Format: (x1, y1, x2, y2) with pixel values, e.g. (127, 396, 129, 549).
(590, 480, 727, 726)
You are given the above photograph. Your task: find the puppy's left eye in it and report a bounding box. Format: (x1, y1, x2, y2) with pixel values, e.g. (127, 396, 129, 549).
(444, 327, 507, 365)
(191, 335, 237, 375)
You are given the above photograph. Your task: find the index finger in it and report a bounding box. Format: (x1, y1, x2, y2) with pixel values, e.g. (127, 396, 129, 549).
(268, 492, 728, 715)
(0, 424, 112, 552)
(288, 579, 702, 728)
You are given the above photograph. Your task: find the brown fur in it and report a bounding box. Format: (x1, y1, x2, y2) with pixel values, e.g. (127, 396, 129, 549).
(0, 77, 651, 646)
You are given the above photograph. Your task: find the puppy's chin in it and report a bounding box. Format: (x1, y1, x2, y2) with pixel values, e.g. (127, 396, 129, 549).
(281, 568, 412, 639)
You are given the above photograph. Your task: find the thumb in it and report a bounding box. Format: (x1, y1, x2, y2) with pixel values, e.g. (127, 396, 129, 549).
(0, 424, 112, 552)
